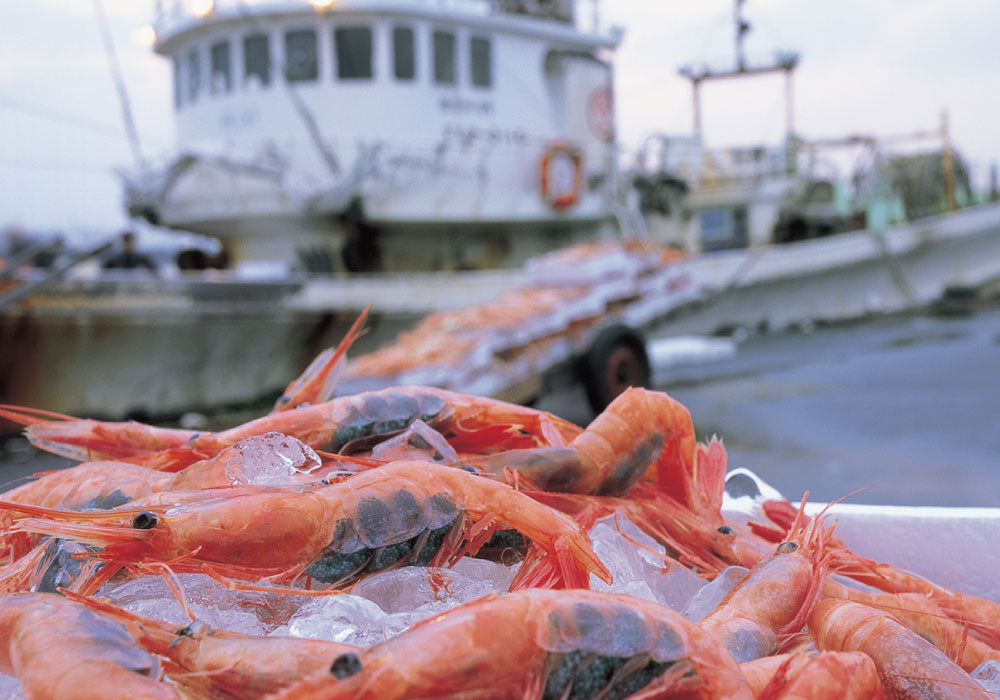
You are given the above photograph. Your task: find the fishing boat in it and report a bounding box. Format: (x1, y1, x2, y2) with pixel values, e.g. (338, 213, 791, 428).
(124, 0, 623, 274)
(3, 0, 1000, 422)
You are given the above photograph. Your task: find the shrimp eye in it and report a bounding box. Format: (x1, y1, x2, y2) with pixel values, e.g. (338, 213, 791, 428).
(776, 542, 799, 554)
(461, 465, 478, 474)
(132, 512, 159, 530)
(330, 653, 362, 679)
(717, 526, 733, 535)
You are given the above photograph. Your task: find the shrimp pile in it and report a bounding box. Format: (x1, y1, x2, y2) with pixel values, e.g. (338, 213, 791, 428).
(0, 331, 998, 697)
(342, 240, 688, 392)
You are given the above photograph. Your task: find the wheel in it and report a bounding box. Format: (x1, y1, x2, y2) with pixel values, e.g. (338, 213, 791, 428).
(579, 324, 651, 413)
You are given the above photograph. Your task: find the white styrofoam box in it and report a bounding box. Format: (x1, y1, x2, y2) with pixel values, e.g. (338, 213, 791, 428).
(722, 468, 1000, 604)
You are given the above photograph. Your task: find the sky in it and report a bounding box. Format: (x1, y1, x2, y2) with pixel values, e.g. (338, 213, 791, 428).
(2, 0, 999, 236)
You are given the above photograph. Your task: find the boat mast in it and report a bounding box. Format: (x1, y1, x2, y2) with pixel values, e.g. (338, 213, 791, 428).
(678, 0, 799, 151)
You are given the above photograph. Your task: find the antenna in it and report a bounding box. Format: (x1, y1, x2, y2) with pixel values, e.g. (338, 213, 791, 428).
(678, 0, 799, 144)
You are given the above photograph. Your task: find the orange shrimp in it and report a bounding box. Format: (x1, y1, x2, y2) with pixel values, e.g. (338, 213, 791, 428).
(743, 651, 885, 699)
(0, 461, 172, 511)
(809, 598, 993, 698)
(697, 503, 829, 663)
(67, 591, 363, 699)
(0, 592, 180, 699)
(0, 403, 197, 462)
(12, 460, 610, 593)
(7, 386, 581, 470)
(822, 579, 1000, 672)
(464, 387, 696, 497)
(756, 497, 1000, 651)
(0, 433, 326, 559)
(271, 303, 370, 413)
(268, 588, 754, 700)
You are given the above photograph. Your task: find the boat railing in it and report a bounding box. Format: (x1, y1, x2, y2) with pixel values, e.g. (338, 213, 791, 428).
(153, 0, 574, 36)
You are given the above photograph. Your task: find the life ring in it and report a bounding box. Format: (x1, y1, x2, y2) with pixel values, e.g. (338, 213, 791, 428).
(539, 143, 583, 211)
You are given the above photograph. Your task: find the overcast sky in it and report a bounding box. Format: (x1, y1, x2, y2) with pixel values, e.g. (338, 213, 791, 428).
(2, 0, 998, 235)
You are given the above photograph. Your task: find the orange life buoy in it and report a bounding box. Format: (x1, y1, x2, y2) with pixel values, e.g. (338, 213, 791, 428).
(539, 142, 583, 211)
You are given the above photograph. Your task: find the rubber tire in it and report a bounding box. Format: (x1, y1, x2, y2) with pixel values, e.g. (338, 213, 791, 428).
(579, 324, 651, 413)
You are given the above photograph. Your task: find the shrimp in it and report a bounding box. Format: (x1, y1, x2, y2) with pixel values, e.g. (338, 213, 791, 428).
(268, 588, 754, 700)
(697, 500, 829, 663)
(0, 403, 197, 462)
(756, 497, 1000, 651)
(270, 303, 371, 412)
(742, 651, 885, 699)
(822, 579, 1000, 672)
(0, 592, 180, 699)
(12, 460, 610, 593)
(809, 598, 994, 698)
(66, 591, 363, 699)
(0, 433, 326, 560)
(7, 386, 581, 470)
(465, 387, 697, 497)
(0, 461, 172, 512)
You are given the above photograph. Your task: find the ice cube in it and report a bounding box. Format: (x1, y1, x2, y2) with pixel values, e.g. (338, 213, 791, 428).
(0, 674, 23, 700)
(224, 432, 322, 483)
(104, 574, 313, 635)
(371, 420, 457, 463)
(280, 594, 392, 647)
(971, 660, 1000, 692)
(351, 561, 510, 614)
(587, 516, 666, 592)
(647, 565, 708, 612)
(681, 565, 748, 622)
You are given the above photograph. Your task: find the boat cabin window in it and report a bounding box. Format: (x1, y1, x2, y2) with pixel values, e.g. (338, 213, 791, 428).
(470, 36, 491, 87)
(334, 27, 373, 80)
(433, 30, 456, 85)
(173, 56, 183, 109)
(284, 29, 318, 82)
(244, 33, 271, 87)
(700, 207, 748, 251)
(186, 47, 202, 103)
(210, 40, 232, 95)
(393, 26, 415, 80)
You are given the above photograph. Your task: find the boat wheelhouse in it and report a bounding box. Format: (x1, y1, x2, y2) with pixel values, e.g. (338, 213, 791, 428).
(126, 0, 622, 273)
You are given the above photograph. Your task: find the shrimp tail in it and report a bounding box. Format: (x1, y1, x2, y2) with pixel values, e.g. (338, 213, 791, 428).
(273, 304, 371, 413)
(508, 535, 607, 591)
(61, 590, 185, 657)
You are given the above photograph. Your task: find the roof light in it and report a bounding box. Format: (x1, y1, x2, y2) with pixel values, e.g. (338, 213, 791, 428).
(311, 0, 335, 8)
(186, 0, 214, 18)
(132, 24, 157, 47)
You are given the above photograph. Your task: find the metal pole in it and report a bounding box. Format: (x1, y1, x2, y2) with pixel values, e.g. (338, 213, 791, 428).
(941, 110, 957, 212)
(692, 80, 702, 141)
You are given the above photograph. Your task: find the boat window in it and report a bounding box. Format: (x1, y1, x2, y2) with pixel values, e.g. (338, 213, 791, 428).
(244, 33, 271, 87)
(186, 47, 201, 103)
(210, 40, 232, 95)
(700, 207, 748, 251)
(433, 30, 456, 85)
(173, 56, 183, 109)
(285, 29, 318, 82)
(335, 27, 373, 80)
(393, 26, 415, 80)
(470, 36, 491, 87)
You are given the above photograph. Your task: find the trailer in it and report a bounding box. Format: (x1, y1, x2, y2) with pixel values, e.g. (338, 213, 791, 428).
(337, 242, 704, 412)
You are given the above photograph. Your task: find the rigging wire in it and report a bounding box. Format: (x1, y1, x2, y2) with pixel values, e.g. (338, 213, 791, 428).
(0, 95, 126, 141)
(232, 0, 341, 176)
(92, 0, 147, 171)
